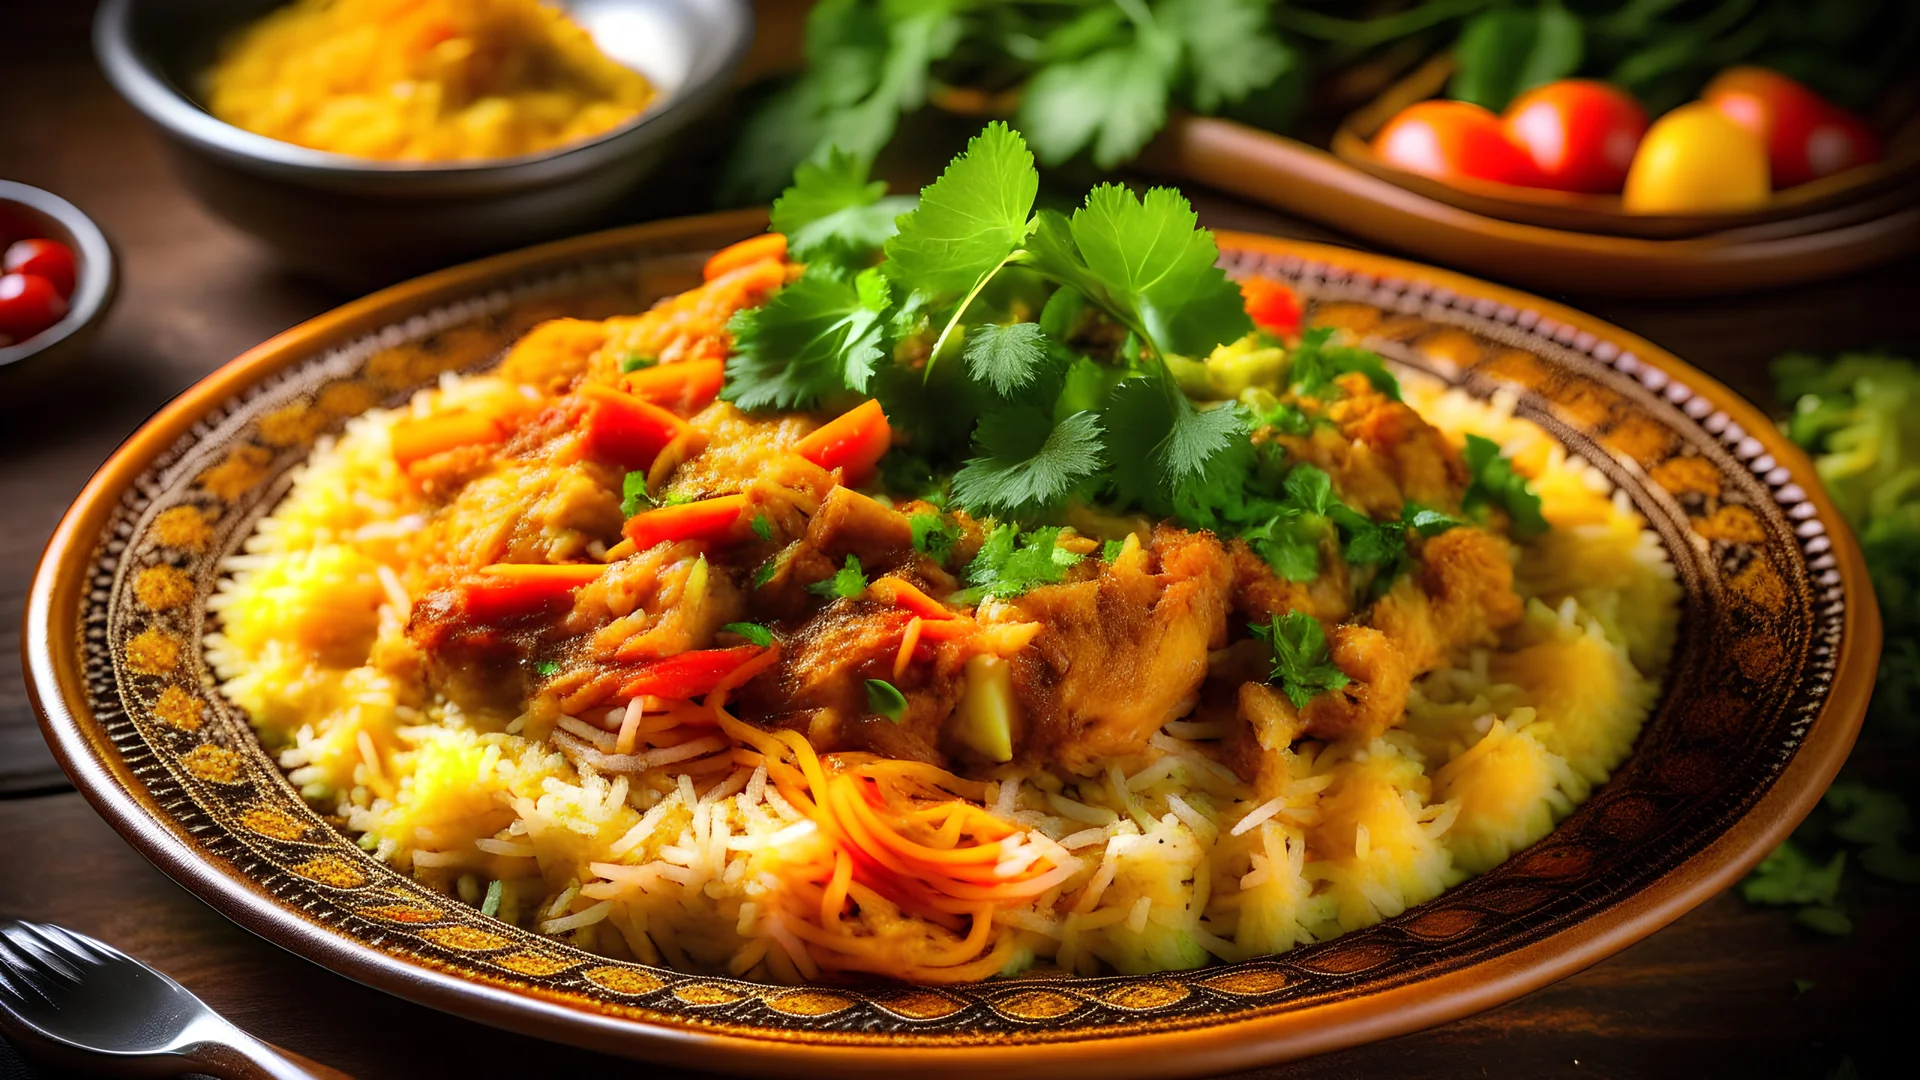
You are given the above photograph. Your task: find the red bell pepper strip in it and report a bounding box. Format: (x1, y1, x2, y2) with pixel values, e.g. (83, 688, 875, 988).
(619, 646, 768, 700)
(621, 358, 726, 414)
(578, 382, 689, 470)
(703, 233, 786, 281)
(1240, 277, 1302, 337)
(461, 563, 607, 621)
(623, 493, 751, 550)
(793, 399, 891, 486)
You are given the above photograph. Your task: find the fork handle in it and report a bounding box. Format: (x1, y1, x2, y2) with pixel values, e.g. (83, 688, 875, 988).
(181, 1034, 355, 1080)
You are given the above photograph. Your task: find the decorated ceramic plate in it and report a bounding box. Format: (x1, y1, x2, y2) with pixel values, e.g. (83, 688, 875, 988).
(25, 209, 1875, 1078)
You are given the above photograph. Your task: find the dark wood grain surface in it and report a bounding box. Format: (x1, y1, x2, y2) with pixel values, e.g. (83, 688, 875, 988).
(4, 4, 1918, 1078)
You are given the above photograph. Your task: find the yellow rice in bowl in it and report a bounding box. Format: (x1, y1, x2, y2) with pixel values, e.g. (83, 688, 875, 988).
(205, 0, 656, 162)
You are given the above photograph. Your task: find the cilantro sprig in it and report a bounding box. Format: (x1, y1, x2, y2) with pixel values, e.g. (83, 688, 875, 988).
(1250, 612, 1350, 709)
(722, 123, 1254, 524)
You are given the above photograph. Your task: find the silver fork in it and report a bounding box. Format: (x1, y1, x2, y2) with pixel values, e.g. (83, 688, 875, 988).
(0, 919, 346, 1079)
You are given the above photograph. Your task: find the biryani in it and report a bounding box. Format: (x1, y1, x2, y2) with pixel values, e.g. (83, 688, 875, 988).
(205, 0, 655, 162)
(206, 125, 1677, 984)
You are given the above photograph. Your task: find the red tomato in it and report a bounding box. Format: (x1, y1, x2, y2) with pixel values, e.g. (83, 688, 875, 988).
(0, 273, 68, 340)
(1501, 80, 1648, 193)
(1374, 100, 1543, 186)
(1704, 67, 1882, 188)
(4, 238, 76, 298)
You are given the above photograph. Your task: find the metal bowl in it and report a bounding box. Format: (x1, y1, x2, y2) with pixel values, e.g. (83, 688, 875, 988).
(93, 0, 752, 284)
(0, 180, 118, 384)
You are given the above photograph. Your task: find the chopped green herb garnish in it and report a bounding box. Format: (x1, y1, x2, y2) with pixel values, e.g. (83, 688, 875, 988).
(961, 524, 1083, 600)
(1100, 539, 1125, 562)
(1250, 612, 1350, 709)
(481, 879, 503, 918)
(1332, 501, 1466, 600)
(619, 353, 656, 374)
(1254, 399, 1314, 437)
(532, 660, 560, 678)
(807, 554, 869, 599)
(1287, 327, 1401, 401)
(721, 622, 775, 647)
(1742, 840, 1846, 908)
(909, 511, 962, 563)
(661, 490, 697, 507)
(1463, 434, 1548, 540)
(865, 678, 909, 722)
(753, 544, 796, 590)
(620, 471, 652, 517)
(750, 513, 774, 541)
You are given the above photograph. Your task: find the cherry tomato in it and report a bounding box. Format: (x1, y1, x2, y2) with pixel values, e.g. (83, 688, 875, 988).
(1373, 100, 1543, 187)
(1704, 67, 1882, 188)
(1500, 80, 1648, 193)
(1623, 102, 1770, 214)
(0, 273, 69, 341)
(3, 238, 76, 298)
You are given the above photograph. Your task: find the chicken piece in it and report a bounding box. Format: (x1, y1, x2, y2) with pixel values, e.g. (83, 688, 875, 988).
(1327, 372, 1469, 510)
(1220, 681, 1304, 796)
(496, 318, 608, 392)
(1013, 526, 1233, 775)
(666, 401, 835, 505)
(735, 601, 966, 764)
(1299, 624, 1413, 743)
(1371, 526, 1523, 672)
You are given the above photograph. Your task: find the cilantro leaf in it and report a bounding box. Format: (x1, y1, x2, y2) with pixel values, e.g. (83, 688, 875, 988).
(964, 322, 1053, 398)
(909, 511, 961, 562)
(865, 678, 909, 722)
(750, 513, 774, 541)
(1100, 538, 1125, 561)
(807, 554, 869, 599)
(952, 409, 1106, 519)
(754, 543, 798, 589)
(962, 524, 1083, 599)
(1462, 434, 1549, 539)
(882, 121, 1036, 301)
(1287, 327, 1402, 401)
(1250, 612, 1351, 709)
(1051, 184, 1252, 360)
(1159, 396, 1246, 485)
(1742, 840, 1846, 907)
(722, 622, 775, 647)
(619, 353, 655, 374)
(770, 148, 915, 266)
(1169, 0, 1294, 113)
(723, 266, 886, 409)
(532, 660, 560, 678)
(1333, 502, 1465, 600)
(1255, 399, 1314, 436)
(620, 471, 653, 517)
(1283, 463, 1333, 516)
(1018, 37, 1173, 168)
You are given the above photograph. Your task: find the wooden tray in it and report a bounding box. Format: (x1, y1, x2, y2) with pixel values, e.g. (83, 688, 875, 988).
(1328, 56, 1920, 241)
(1141, 114, 1920, 297)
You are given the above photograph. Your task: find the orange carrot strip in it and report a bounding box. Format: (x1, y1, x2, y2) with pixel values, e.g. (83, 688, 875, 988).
(617, 646, 766, 701)
(703, 233, 787, 281)
(622, 493, 751, 550)
(915, 618, 975, 642)
(893, 617, 923, 682)
(578, 382, 689, 470)
(621, 358, 726, 414)
(391, 410, 509, 466)
(869, 577, 954, 619)
(793, 399, 891, 486)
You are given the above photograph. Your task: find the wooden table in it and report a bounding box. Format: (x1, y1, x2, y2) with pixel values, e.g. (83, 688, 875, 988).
(3, 4, 1917, 1078)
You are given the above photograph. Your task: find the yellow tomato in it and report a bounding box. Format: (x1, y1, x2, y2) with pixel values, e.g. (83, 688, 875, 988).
(1622, 102, 1770, 214)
